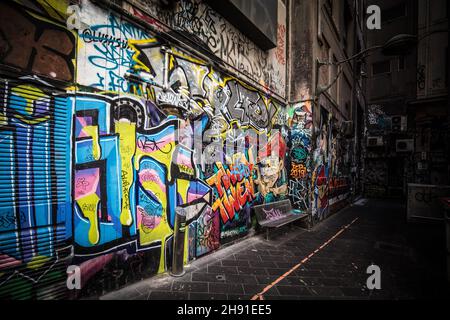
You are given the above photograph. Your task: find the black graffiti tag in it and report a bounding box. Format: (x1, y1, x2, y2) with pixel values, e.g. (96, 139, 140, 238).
(136, 136, 172, 154)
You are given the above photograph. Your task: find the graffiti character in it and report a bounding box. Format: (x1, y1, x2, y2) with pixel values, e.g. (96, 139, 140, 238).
(254, 131, 288, 203)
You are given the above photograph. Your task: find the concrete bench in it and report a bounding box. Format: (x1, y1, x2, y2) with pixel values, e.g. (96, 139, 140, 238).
(253, 199, 308, 240)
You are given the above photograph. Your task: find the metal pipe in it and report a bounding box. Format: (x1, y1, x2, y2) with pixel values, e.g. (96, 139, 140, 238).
(170, 207, 187, 277)
(162, 46, 169, 91)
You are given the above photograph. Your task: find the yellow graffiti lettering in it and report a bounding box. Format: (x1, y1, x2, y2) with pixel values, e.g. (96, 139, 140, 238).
(116, 121, 136, 226)
(83, 125, 101, 160)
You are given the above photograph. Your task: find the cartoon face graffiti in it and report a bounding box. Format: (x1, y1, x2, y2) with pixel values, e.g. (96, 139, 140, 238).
(255, 131, 288, 203)
(256, 155, 287, 199)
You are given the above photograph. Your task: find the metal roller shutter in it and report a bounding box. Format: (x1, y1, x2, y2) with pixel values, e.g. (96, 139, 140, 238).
(0, 78, 72, 299)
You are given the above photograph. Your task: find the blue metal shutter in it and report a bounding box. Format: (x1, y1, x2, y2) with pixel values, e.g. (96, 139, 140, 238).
(0, 78, 72, 299)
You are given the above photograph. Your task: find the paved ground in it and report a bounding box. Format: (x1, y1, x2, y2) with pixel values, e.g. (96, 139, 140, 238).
(100, 198, 450, 300)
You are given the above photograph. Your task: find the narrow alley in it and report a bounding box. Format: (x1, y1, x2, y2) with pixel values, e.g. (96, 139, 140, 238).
(0, 0, 448, 303)
(100, 199, 450, 300)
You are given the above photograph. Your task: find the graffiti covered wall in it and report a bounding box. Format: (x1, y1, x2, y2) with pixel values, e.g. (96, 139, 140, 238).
(0, 0, 288, 298)
(127, 0, 287, 98)
(0, 0, 75, 82)
(0, 0, 358, 300)
(285, 100, 351, 221)
(287, 103, 312, 213)
(0, 0, 75, 299)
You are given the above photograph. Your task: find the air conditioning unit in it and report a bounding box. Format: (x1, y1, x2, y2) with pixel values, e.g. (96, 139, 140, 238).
(391, 115, 407, 132)
(396, 139, 414, 152)
(367, 136, 383, 147)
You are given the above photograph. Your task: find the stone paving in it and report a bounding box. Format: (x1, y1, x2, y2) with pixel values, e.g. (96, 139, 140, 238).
(100, 199, 450, 300)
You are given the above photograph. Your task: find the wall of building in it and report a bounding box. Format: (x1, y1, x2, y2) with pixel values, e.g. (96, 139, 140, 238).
(0, 0, 369, 299)
(0, 0, 290, 299)
(127, 0, 287, 99)
(287, 0, 365, 223)
(411, 0, 448, 186)
(366, 0, 417, 103)
(363, 0, 418, 198)
(364, 0, 448, 197)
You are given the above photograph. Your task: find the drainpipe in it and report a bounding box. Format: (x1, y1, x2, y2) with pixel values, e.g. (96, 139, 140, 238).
(161, 46, 170, 91)
(351, 0, 358, 202)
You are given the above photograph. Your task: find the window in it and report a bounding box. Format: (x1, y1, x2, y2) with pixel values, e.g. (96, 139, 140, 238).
(343, 1, 353, 48)
(372, 60, 391, 75)
(382, 3, 407, 23)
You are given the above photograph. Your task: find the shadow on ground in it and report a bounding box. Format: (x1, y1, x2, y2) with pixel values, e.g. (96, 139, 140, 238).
(99, 199, 450, 300)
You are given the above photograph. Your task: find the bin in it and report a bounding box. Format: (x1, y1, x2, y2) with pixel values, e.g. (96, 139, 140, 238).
(170, 207, 187, 277)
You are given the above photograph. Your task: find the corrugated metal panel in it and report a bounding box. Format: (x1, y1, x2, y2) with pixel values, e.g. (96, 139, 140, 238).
(0, 78, 72, 299)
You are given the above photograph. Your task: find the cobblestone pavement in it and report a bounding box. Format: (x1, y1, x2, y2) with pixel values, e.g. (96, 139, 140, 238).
(100, 199, 450, 300)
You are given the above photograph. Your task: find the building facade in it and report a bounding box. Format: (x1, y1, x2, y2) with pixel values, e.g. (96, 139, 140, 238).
(289, 0, 367, 222)
(0, 0, 366, 299)
(363, 0, 448, 198)
(410, 0, 448, 186)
